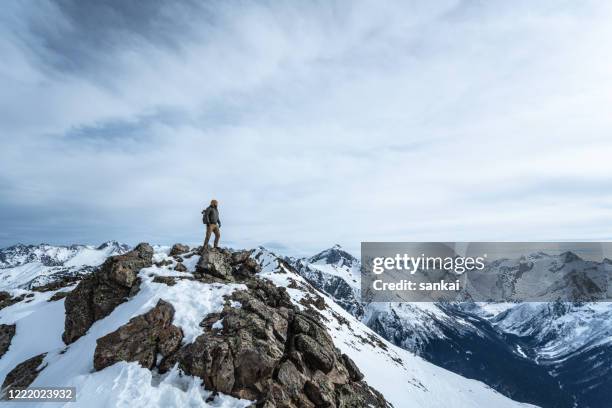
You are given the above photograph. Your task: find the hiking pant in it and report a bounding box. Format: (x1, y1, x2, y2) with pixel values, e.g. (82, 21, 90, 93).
(204, 223, 220, 248)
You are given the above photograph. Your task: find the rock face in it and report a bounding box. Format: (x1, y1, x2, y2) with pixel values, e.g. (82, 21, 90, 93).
(0, 324, 16, 358)
(93, 299, 183, 371)
(1, 353, 47, 392)
(157, 250, 389, 408)
(62, 243, 153, 344)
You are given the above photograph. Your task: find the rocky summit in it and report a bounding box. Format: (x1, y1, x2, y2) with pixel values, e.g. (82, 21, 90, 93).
(89, 246, 389, 407)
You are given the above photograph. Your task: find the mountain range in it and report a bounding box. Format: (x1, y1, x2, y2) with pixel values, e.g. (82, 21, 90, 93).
(290, 246, 612, 408)
(0, 242, 609, 407)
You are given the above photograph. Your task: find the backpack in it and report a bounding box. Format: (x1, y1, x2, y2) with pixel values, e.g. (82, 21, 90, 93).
(202, 208, 208, 225)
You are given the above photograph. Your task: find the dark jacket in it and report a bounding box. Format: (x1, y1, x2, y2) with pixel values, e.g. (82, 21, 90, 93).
(203, 206, 221, 227)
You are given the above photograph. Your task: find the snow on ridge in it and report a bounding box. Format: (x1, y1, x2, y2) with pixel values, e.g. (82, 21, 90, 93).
(0, 247, 251, 408)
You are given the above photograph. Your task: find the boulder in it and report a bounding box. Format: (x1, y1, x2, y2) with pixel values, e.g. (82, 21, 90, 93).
(94, 299, 182, 371)
(231, 250, 252, 264)
(1, 353, 47, 393)
(0, 324, 16, 358)
(276, 360, 306, 398)
(234, 258, 262, 279)
(62, 243, 153, 344)
(294, 334, 335, 374)
(169, 243, 190, 257)
(196, 249, 233, 280)
(304, 370, 335, 407)
(174, 262, 187, 272)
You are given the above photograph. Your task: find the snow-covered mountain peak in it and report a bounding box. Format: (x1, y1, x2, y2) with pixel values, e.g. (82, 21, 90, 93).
(308, 245, 357, 268)
(96, 240, 131, 253)
(559, 250, 582, 263)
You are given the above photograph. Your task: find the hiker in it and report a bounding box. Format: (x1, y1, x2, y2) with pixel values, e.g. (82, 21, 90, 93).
(202, 199, 221, 249)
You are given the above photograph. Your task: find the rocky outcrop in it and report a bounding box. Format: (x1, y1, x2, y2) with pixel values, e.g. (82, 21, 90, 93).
(62, 243, 153, 344)
(0, 292, 12, 310)
(196, 249, 234, 280)
(195, 248, 261, 282)
(155, 259, 173, 267)
(1, 353, 47, 393)
(169, 243, 190, 257)
(30, 275, 82, 292)
(158, 252, 389, 408)
(0, 292, 33, 311)
(0, 324, 16, 358)
(160, 279, 292, 399)
(93, 299, 183, 371)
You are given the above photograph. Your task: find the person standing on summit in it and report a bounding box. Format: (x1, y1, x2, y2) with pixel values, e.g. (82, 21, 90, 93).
(202, 199, 221, 249)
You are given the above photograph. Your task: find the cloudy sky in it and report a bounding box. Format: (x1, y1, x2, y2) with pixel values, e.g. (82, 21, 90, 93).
(1, 0, 612, 255)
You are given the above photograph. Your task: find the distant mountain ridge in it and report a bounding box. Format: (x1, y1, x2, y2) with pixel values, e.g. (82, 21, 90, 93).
(287, 245, 612, 408)
(0, 241, 130, 290)
(0, 241, 130, 269)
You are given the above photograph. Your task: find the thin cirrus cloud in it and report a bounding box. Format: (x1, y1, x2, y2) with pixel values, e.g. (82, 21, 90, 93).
(1, 0, 612, 255)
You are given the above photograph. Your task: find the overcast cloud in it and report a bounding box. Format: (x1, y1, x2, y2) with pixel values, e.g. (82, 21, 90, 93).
(1, 0, 612, 255)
